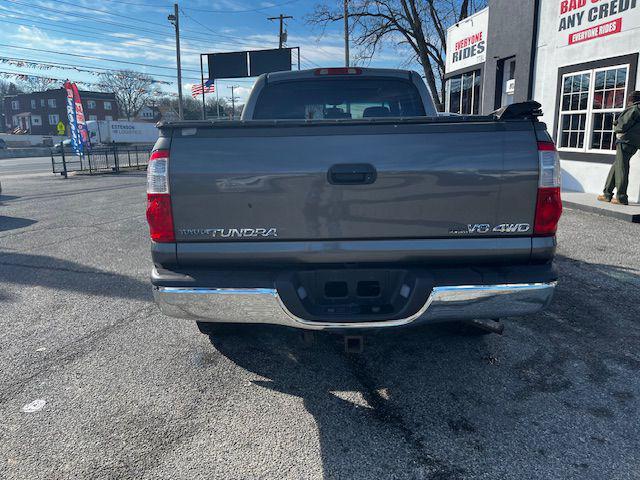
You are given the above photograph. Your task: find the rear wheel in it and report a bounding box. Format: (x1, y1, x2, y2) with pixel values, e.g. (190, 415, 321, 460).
(196, 322, 241, 336)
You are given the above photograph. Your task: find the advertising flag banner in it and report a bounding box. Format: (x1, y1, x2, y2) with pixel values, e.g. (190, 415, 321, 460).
(70, 82, 90, 150)
(64, 81, 83, 155)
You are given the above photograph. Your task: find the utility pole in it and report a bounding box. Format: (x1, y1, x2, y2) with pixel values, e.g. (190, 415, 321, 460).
(344, 0, 349, 67)
(228, 85, 239, 119)
(168, 4, 184, 120)
(268, 14, 293, 48)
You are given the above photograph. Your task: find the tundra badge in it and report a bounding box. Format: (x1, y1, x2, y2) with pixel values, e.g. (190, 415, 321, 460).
(179, 228, 278, 238)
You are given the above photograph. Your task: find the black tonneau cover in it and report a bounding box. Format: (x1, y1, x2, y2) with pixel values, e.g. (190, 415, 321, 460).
(157, 101, 542, 129)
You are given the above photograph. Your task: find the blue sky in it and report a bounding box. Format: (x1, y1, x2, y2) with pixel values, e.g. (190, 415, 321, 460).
(0, 0, 414, 103)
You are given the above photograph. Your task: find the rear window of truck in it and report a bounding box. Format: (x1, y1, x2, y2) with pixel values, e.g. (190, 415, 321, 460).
(253, 78, 426, 120)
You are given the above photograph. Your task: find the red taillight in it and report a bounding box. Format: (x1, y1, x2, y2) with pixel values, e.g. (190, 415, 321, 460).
(534, 141, 562, 236)
(314, 67, 362, 75)
(146, 149, 174, 243)
(534, 187, 562, 236)
(146, 193, 175, 242)
(150, 150, 169, 161)
(537, 141, 556, 151)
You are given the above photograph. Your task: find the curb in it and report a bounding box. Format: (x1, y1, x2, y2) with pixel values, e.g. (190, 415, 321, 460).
(563, 200, 640, 223)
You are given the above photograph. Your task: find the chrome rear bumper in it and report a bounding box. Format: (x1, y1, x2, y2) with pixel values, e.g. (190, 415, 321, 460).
(153, 282, 556, 330)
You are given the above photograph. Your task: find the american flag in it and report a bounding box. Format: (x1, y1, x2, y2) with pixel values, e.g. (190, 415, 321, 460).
(191, 80, 215, 97)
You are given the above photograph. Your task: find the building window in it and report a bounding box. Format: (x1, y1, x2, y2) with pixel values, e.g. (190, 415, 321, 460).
(446, 70, 481, 115)
(105, 115, 113, 121)
(31, 99, 36, 110)
(48, 114, 60, 125)
(88, 115, 97, 121)
(48, 98, 57, 108)
(32, 115, 42, 126)
(499, 58, 516, 109)
(40, 99, 45, 107)
(104, 101, 112, 110)
(558, 65, 628, 153)
(87, 100, 96, 109)
(11, 100, 19, 110)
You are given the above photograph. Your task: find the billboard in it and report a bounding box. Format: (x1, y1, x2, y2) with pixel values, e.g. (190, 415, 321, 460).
(445, 8, 489, 74)
(556, 0, 640, 47)
(206, 48, 295, 80)
(249, 48, 292, 76)
(207, 51, 248, 79)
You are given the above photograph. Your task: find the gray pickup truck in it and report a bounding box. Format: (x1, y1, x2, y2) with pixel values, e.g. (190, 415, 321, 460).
(146, 67, 562, 335)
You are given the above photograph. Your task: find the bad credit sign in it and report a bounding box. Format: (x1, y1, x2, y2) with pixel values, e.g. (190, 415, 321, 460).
(445, 8, 489, 74)
(558, 0, 640, 46)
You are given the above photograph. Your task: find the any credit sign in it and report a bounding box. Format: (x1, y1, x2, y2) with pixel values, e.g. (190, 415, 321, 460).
(558, 0, 640, 46)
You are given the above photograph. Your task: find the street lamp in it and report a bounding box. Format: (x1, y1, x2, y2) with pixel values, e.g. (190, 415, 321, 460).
(168, 4, 184, 120)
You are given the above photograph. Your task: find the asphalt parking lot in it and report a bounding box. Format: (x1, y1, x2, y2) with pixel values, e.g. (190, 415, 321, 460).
(1, 167, 640, 480)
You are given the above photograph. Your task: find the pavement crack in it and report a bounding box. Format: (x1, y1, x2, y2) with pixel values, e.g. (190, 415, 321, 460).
(0, 305, 156, 406)
(339, 349, 467, 480)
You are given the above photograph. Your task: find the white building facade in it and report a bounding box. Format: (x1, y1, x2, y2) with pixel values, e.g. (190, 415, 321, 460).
(534, 0, 640, 202)
(445, 0, 640, 202)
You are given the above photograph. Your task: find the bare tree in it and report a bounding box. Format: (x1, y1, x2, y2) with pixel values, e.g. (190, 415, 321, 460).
(98, 70, 155, 120)
(156, 95, 229, 121)
(0, 80, 22, 97)
(308, 0, 486, 111)
(206, 96, 229, 119)
(18, 76, 59, 93)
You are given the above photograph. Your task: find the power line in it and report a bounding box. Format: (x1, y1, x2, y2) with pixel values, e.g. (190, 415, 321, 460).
(300, 54, 321, 68)
(0, 0, 178, 37)
(97, 0, 302, 13)
(0, 12, 263, 58)
(178, 8, 278, 46)
(0, 67, 100, 86)
(0, 2, 283, 56)
(184, 0, 302, 14)
(38, 0, 175, 29)
(80, 0, 172, 7)
(0, 14, 200, 55)
(0, 43, 256, 86)
(0, 42, 201, 73)
(0, 55, 189, 82)
(0, 0, 227, 45)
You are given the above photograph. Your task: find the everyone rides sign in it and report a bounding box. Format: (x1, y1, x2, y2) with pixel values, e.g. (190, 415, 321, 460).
(445, 8, 489, 74)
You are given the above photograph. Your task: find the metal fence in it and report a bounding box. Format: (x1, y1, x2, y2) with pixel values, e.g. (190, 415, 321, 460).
(51, 144, 154, 177)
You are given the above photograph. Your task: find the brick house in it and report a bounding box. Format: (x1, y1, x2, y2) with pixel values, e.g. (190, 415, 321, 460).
(3, 88, 119, 135)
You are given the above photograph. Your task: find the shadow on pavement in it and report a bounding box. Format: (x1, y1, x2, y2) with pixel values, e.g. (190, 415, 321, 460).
(209, 323, 477, 479)
(0, 215, 37, 232)
(0, 251, 151, 302)
(205, 256, 640, 479)
(0, 194, 20, 203)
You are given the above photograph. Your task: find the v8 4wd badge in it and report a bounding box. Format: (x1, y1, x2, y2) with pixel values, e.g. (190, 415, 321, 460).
(449, 223, 531, 235)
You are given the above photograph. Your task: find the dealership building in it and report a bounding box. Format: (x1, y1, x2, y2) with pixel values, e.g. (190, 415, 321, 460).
(445, 0, 640, 202)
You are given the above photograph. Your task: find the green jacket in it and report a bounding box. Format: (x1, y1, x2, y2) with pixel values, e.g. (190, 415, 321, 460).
(615, 101, 640, 147)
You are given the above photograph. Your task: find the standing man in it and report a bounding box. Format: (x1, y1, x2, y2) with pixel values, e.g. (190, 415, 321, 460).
(598, 91, 640, 205)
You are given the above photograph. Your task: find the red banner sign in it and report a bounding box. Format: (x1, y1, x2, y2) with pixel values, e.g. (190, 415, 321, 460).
(568, 17, 622, 44)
